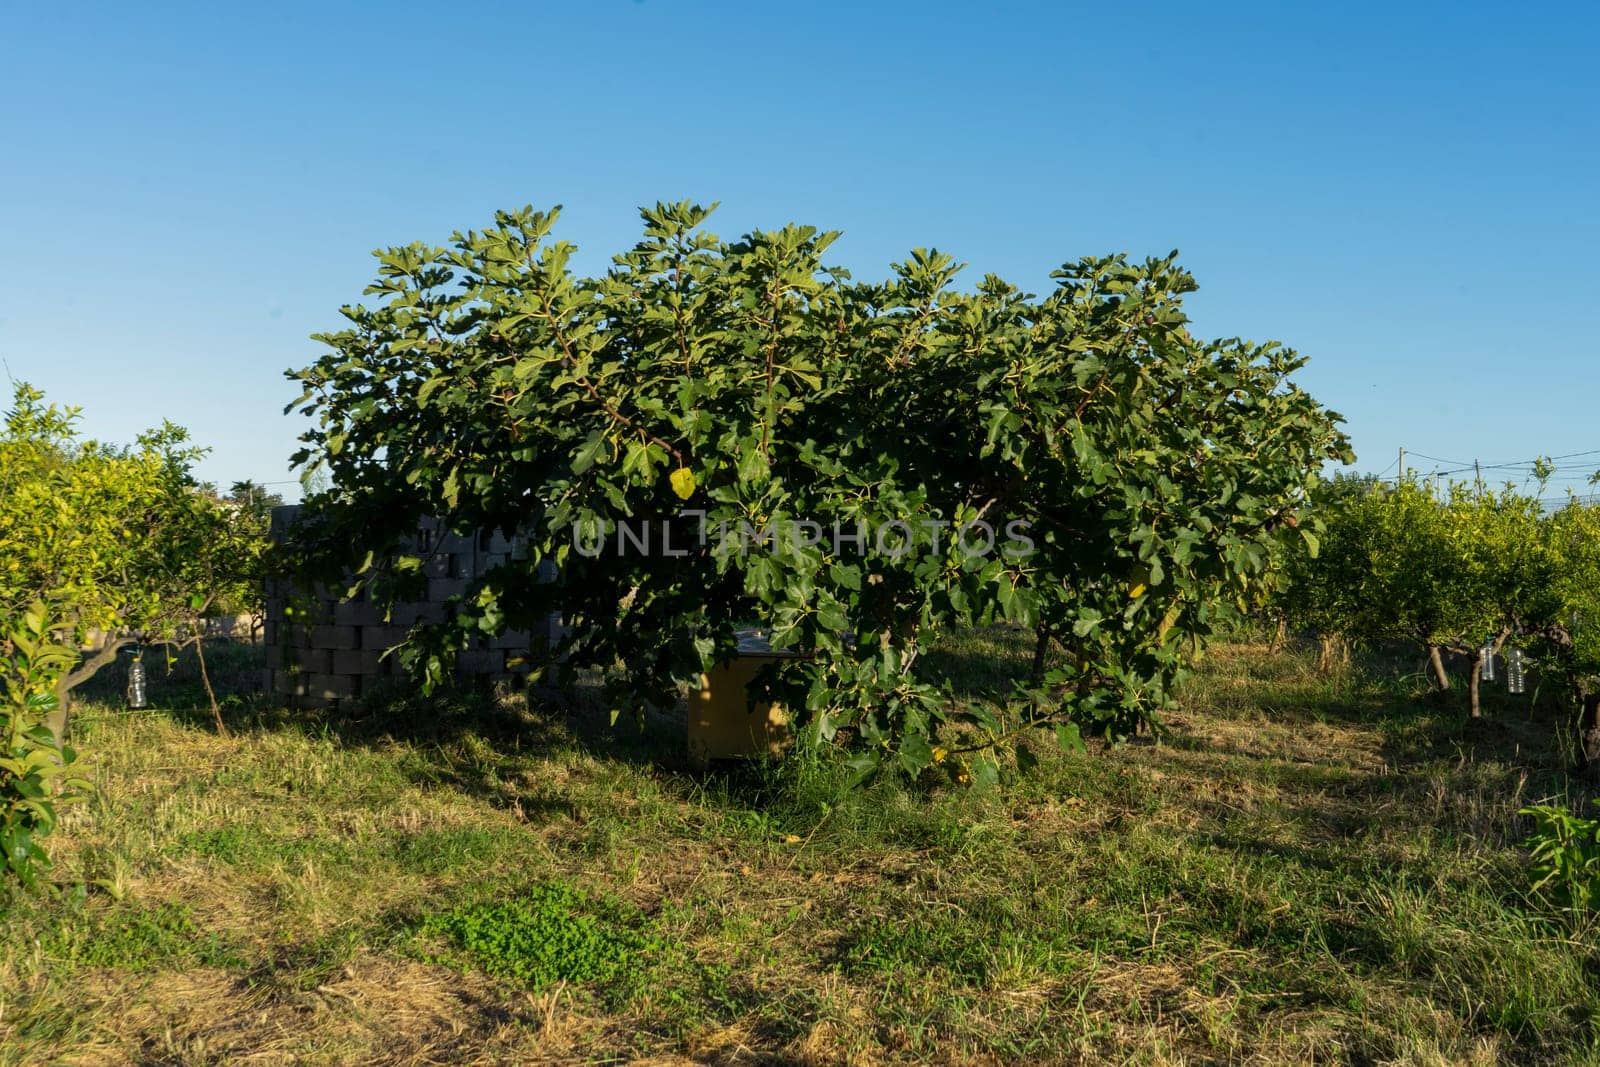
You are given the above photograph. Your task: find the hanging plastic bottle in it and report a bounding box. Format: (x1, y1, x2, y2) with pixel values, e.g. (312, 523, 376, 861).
(1505, 646, 1525, 695)
(1480, 637, 1496, 682)
(125, 647, 147, 709)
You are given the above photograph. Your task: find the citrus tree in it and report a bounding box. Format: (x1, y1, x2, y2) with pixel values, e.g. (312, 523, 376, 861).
(287, 201, 1348, 779)
(1282, 476, 1563, 717)
(0, 384, 260, 738)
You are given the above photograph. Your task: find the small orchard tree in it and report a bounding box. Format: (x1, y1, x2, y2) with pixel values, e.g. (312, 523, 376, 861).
(0, 384, 260, 738)
(143, 486, 271, 732)
(287, 202, 1348, 780)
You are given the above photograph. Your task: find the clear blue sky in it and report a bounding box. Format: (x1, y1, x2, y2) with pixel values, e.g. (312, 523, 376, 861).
(4, 1, 1597, 501)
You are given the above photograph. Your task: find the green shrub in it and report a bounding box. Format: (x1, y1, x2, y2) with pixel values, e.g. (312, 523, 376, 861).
(1521, 802, 1600, 913)
(1, 602, 90, 885)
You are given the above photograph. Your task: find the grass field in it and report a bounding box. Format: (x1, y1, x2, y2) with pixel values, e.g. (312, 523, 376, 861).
(2, 632, 1597, 1065)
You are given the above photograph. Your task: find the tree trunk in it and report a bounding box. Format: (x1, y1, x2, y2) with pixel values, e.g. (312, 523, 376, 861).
(1467, 650, 1483, 718)
(1579, 691, 1600, 783)
(191, 634, 229, 736)
(1030, 626, 1051, 686)
(1428, 645, 1451, 691)
(43, 699, 68, 749)
(48, 636, 134, 745)
(1267, 617, 1288, 655)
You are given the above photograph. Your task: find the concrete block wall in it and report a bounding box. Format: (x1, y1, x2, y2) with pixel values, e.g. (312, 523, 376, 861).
(263, 506, 562, 709)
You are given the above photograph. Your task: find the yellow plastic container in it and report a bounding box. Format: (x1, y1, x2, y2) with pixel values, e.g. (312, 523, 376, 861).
(687, 632, 796, 768)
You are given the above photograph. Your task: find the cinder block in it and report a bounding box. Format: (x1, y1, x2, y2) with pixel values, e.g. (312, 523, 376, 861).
(280, 623, 317, 649)
(455, 649, 506, 676)
(361, 625, 411, 650)
(333, 600, 385, 627)
(283, 601, 334, 628)
(391, 602, 447, 626)
(386, 603, 421, 626)
(411, 523, 438, 554)
(428, 578, 471, 601)
(305, 673, 360, 700)
(309, 625, 360, 651)
(272, 670, 308, 697)
(332, 649, 388, 676)
(278, 648, 332, 674)
(436, 531, 473, 554)
(491, 629, 531, 650)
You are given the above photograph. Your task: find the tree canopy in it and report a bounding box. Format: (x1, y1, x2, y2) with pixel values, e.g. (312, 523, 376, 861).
(288, 201, 1350, 779)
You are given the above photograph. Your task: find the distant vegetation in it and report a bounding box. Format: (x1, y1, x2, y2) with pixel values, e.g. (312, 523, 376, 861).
(1275, 471, 1600, 774)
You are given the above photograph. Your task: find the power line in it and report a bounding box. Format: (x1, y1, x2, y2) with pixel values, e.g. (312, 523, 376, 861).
(1508, 447, 1600, 465)
(1406, 450, 1469, 467)
(1378, 445, 1600, 485)
(1455, 448, 1600, 475)
(1426, 455, 1600, 478)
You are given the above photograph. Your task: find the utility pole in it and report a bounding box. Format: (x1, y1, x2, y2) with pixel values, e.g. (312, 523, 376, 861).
(1475, 459, 1483, 489)
(1398, 446, 1405, 483)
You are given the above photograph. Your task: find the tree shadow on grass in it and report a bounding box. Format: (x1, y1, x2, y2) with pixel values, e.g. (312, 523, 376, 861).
(913, 623, 1069, 702)
(94, 639, 699, 813)
(1185, 639, 1577, 770)
(1164, 643, 1596, 897)
(248, 678, 695, 813)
